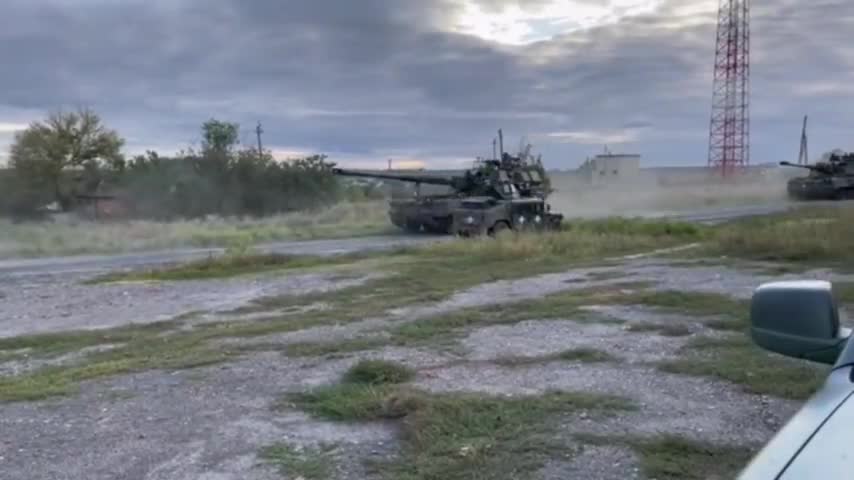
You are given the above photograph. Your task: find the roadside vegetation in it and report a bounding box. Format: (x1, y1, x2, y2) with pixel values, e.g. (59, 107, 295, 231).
(0, 201, 393, 259)
(703, 204, 854, 265)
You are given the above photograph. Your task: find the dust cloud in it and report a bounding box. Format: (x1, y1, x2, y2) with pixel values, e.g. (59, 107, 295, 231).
(547, 168, 793, 219)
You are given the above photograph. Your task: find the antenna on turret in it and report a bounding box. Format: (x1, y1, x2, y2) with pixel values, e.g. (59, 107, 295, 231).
(498, 129, 504, 158)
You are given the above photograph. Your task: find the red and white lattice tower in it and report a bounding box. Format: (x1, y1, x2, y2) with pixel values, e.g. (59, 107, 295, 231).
(707, 0, 750, 177)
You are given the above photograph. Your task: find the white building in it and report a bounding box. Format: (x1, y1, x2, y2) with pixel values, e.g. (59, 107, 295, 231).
(577, 153, 641, 186)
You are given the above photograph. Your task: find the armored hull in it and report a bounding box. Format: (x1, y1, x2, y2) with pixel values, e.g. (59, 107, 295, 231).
(388, 196, 458, 233)
(785, 176, 854, 201)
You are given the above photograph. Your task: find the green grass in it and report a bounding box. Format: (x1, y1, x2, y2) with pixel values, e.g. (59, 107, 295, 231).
(657, 335, 828, 400)
(282, 338, 391, 358)
(258, 443, 337, 480)
(87, 249, 411, 283)
(576, 433, 756, 480)
(494, 348, 618, 366)
(702, 205, 854, 265)
(290, 384, 635, 480)
(617, 290, 750, 332)
(0, 201, 394, 259)
(343, 359, 415, 385)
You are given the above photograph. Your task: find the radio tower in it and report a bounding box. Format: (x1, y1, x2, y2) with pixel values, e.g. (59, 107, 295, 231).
(707, 0, 750, 177)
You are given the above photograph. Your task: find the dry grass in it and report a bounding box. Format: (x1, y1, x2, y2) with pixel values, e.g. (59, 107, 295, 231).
(706, 205, 854, 263)
(0, 201, 392, 258)
(423, 217, 703, 262)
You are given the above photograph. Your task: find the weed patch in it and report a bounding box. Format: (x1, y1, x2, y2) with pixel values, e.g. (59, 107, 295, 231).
(494, 348, 618, 366)
(258, 443, 336, 480)
(343, 359, 415, 385)
(576, 433, 756, 480)
(657, 335, 828, 400)
(289, 382, 635, 480)
(283, 338, 390, 358)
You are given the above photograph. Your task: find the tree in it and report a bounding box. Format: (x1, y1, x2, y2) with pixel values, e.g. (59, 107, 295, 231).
(9, 107, 124, 210)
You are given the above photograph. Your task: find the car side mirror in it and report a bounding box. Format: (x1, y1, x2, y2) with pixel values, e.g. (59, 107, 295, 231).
(750, 281, 850, 365)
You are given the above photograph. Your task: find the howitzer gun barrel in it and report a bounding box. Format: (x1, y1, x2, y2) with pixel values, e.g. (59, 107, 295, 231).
(332, 168, 457, 186)
(780, 161, 817, 170)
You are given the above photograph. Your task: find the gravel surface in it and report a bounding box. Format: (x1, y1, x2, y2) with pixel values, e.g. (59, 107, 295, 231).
(0, 271, 379, 338)
(0, 353, 396, 480)
(460, 318, 695, 364)
(0, 246, 842, 479)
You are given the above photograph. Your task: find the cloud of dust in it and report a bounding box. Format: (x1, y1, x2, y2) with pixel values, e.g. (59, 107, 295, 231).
(547, 168, 794, 219)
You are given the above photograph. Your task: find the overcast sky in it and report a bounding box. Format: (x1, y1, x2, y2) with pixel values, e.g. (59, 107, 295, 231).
(1, 0, 853, 170)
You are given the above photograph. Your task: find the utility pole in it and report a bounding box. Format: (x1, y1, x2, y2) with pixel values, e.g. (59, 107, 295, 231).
(492, 138, 497, 160)
(255, 122, 264, 159)
(798, 115, 809, 165)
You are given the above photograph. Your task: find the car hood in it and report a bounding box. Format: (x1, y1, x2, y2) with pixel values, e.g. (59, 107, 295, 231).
(778, 383, 854, 479)
(739, 368, 854, 479)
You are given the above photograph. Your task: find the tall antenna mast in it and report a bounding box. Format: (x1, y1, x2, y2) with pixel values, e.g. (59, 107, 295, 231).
(707, 0, 750, 177)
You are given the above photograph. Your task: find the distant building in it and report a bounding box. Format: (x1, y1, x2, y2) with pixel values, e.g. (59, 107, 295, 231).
(577, 153, 642, 186)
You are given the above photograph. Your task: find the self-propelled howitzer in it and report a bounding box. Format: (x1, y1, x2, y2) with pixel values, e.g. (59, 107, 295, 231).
(779, 157, 854, 200)
(332, 161, 562, 236)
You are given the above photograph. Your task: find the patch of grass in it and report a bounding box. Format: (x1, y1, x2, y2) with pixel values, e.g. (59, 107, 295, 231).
(390, 283, 647, 346)
(625, 323, 693, 337)
(657, 335, 828, 400)
(289, 378, 636, 480)
(282, 356, 637, 480)
(87, 250, 401, 283)
(704, 205, 854, 265)
(343, 359, 415, 385)
(283, 338, 390, 358)
(624, 290, 748, 319)
(0, 320, 178, 357)
(258, 443, 337, 480)
(494, 348, 618, 366)
(618, 290, 750, 332)
(0, 334, 231, 402)
(576, 433, 756, 480)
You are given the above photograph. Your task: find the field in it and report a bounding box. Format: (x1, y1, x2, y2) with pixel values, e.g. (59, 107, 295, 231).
(0, 169, 793, 259)
(0, 202, 850, 479)
(0, 201, 394, 259)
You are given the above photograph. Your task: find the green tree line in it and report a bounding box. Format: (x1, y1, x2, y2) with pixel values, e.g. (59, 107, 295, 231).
(0, 109, 383, 220)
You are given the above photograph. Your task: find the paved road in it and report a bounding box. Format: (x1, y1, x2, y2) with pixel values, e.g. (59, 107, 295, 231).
(0, 201, 837, 278)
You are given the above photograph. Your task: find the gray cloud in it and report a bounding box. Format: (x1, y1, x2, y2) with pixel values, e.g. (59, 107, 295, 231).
(1, 0, 853, 169)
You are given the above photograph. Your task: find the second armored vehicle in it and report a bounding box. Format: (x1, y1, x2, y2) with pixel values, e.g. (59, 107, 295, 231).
(780, 152, 854, 201)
